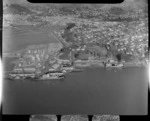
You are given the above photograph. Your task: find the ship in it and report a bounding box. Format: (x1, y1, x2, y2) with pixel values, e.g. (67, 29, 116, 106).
(39, 71, 65, 80)
(33, 70, 65, 80)
(71, 68, 83, 73)
(106, 63, 124, 68)
(75, 62, 90, 68)
(39, 75, 65, 80)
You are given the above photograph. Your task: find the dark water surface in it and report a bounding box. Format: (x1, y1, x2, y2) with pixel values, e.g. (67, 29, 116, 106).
(3, 67, 148, 115)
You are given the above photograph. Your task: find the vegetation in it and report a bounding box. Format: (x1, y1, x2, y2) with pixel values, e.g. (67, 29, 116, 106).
(108, 7, 125, 15)
(66, 23, 76, 30)
(59, 7, 77, 15)
(8, 4, 33, 15)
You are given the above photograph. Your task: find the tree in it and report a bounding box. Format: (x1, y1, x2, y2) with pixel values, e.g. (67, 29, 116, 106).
(74, 52, 80, 59)
(109, 44, 118, 56)
(144, 51, 148, 58)
(9, 4, 33, 15)
(66, 23, 76, 30)
(116, 53, 122, 62)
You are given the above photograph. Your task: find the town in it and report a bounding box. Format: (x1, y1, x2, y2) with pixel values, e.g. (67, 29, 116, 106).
(3, 3, 148, 80)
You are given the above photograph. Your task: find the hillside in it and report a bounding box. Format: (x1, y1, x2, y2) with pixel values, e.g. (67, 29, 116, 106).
(3, 4, 33, 15)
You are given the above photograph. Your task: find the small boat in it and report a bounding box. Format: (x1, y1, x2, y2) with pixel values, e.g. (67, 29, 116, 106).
(25, 76, 35, 80)
(39, 75, 65, 80)
(38, 71, 65, 80)
(75, 63, 90, 68)
(62, 70, 67, 73)
(61, 66, 74, 71)
(15, 76, 21, 79)
(106, 63, 124, 68)
(71, 68, 83, 72)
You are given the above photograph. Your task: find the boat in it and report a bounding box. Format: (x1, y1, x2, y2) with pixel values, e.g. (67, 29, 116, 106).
(71, 68, 83, 72)
(49, 71, 64, 76)
(39, 75, 65, 80)
(37, 71, 65, 80)
(62, 70, 67, 73)
(25, 76, 35, 80)
(75, 63, 90, 68)
(61, 66, 74, 71)
(106, 63, 124, 68)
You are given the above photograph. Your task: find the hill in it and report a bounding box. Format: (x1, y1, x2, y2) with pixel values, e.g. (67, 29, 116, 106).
(3, 4, 33, 15)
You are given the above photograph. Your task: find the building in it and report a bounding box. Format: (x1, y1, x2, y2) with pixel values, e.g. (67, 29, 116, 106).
(23, 66, 36, 73)
(11, 58, 36, 73)
(13, 67, 23, 73)
(48, 43, 63, 53)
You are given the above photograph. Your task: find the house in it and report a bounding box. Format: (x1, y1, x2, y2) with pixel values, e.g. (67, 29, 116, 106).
(13, 67, 23, 73)
(23, 66, 36, 73)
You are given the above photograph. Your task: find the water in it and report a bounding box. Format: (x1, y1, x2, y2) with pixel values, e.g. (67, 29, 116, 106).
(3, 26, 60, 53)
(3, 67, 148, 115)
(2, 26, 148, 115)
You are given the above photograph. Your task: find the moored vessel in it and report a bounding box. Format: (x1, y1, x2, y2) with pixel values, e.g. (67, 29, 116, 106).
(106, 63, 124, 68)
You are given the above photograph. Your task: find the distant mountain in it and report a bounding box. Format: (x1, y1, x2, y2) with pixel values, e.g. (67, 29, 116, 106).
(108, 7, 125, 15)
(3, 4, 33, 15)
(3, 1, 147, 22)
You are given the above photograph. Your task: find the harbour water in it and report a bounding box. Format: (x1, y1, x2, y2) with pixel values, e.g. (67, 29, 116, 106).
(3, 66, 148, 115)
(3, 26, 60, 53)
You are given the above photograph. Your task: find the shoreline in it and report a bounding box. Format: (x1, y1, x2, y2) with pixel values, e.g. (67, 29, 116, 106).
(4, 65, 148, 81)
